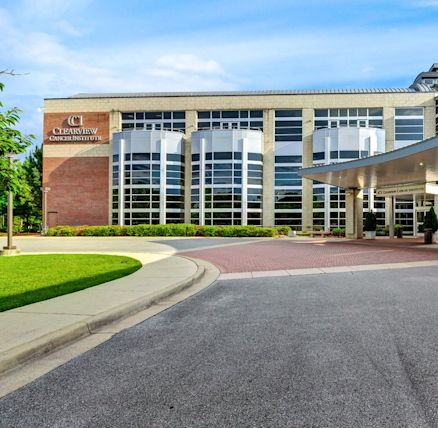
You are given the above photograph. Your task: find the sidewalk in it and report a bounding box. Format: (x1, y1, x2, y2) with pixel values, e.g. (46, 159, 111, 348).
(0, 245, 218, 375)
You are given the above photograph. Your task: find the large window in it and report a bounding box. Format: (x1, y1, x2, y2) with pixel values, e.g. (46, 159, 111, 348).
(191, 130, 263, 226)
(274, 110, 303, 228)
(121, 111, 186, 133)
(394, 107, 424, 149)
(191, 152, 262, 226)
(114, 152, 162, 225)
(112, 132, 185, 226)
(314, 108, 383, 130)
(197, 110, 263, 131)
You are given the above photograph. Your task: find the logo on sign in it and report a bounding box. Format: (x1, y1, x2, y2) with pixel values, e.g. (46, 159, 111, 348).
(67, 115, 83, 127)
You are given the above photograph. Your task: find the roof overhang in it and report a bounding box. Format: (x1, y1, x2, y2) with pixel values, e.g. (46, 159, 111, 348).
(298, 136, 438, 189)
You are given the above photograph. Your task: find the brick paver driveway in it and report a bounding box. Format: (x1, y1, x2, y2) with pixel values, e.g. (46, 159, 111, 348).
(183, 238, 438, 273)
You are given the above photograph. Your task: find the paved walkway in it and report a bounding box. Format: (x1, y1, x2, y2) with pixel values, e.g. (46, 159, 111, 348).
(183, 237, 438, 273)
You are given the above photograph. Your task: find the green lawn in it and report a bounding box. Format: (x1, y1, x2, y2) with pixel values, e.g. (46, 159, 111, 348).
(0, 254, 142, 312)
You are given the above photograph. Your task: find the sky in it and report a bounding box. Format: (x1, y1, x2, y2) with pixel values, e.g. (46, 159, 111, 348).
(1, 0, 438, 150)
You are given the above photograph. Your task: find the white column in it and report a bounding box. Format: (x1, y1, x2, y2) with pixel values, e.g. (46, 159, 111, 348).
(368, 188, 375, 213)
(324, 135, 330, 164)
(159, 135, 167, 224)
(262, 109, 275, 227)
(413, 194, 418, 237)
(118, 138, 125, 226)
(345, 188, 363, 239)
(324, 136, 331, 232)
(385, 197, 392, 228)
(184, 111, 197, 224)
(324, 185, 330, 232)
(241, 137, 248, 225)
(389, 197, 395, 239)
(301, 108, 314, 232)
(199, 138, 206, 226)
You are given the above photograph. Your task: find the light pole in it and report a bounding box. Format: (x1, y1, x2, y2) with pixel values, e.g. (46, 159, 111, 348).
(1, 153, 19, 256)
(41, 186, 51, 234)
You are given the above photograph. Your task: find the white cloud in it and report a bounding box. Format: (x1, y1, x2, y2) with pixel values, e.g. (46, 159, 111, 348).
(0, 16, 235, 96)
(155, 54, 224, 74)
(54, 19, 87, 37)
(416, 0, 438, 6)
(20, 0, 91, 19)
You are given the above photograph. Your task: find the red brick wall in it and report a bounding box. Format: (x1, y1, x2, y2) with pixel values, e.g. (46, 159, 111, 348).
(43, 156, 109, 226)
(42, 112, 111, 226)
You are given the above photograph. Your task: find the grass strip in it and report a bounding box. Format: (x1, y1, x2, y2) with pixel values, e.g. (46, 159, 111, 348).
(0, 254, 141, 312)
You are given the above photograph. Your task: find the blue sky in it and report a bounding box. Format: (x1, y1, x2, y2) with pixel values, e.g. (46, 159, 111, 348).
(1, 0, 438, 149)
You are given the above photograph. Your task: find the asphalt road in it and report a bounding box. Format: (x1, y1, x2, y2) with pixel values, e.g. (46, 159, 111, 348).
(2, 267, 438, 427)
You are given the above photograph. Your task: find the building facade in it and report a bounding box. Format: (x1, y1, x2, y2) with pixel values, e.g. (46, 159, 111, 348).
(42, 65, 438, 233)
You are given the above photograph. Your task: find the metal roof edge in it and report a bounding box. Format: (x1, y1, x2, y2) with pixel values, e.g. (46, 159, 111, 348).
(43, 87, 436, 101)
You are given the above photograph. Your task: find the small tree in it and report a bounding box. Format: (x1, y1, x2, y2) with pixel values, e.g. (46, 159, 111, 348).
(423, 207, 438, 233)
(364, 211, 377, 232)
(14, 146, 42, 231)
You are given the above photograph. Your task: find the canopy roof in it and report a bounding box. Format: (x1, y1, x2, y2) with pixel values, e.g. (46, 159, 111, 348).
(298, 136, 438, 189)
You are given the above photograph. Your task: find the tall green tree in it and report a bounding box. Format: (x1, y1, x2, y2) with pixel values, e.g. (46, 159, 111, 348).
(0, 82, 34, 194)
(0, 81, 35, 231)
(15, 146, 42, 230)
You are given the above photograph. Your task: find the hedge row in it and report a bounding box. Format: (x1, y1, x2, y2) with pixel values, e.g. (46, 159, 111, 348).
(46, 224, 292, 238)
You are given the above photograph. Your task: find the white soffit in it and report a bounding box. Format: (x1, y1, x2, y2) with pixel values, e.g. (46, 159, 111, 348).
(298, 136, 438, 189)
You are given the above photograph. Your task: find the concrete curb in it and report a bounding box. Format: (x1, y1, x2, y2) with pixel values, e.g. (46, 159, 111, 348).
(0, 261, 206, 376)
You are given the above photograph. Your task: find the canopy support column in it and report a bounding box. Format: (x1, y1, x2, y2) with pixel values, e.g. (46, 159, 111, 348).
(388, 196, 395, 239)
(345, 188, 363, 239)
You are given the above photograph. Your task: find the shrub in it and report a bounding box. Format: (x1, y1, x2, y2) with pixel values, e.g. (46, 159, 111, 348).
(331, 227, 345, 237)
(46, 226, 76, 236)
(363, 211, 377, 232)
(195, 225, 217, 237)
(274, 226, 292, 236)
(46, 224, 282, 238)
(110, 225, 129, 236)
(423, 207, 438, 233)
(376, 225, 387, 236)
(77, 226, 114, 236)
(211, 225, 276, 238)
(165, 223, 197, 236)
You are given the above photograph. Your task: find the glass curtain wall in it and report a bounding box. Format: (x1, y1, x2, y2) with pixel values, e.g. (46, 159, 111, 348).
(393, 107, 425, 234)
(112, 130, 184, 225)
(191, 129, 263, 226)
(312, 126, 385, 230)
(274, 110, 303, 227)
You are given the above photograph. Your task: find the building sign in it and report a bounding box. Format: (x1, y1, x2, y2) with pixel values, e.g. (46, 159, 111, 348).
(48, 114, 103, 142)
(376, 183, 438, 197)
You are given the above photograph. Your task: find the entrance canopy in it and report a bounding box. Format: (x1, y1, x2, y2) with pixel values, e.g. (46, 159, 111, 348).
(298, 136, 438, 189)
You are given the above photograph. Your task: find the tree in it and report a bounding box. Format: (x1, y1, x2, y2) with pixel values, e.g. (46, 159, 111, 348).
(0, 82, 35, 195)
(15, 146, 42, 231)
(423, 207, 438, 233)
(363, 211, 377, 232)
